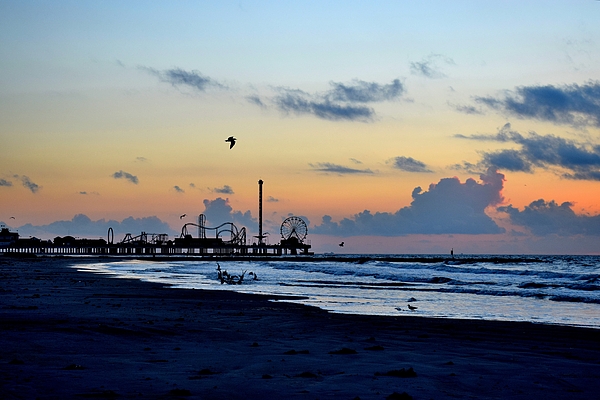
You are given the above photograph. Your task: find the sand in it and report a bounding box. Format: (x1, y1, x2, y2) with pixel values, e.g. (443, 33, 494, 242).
(1, 255, 599, 399)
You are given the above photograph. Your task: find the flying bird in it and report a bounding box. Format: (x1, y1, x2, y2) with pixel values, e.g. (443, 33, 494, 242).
(10, 216, 15, 219)
(339, 242, 344, 247)
(180, 214, 186, 219)
(408, 304, 418, 311)
(225, 136, 236, 149)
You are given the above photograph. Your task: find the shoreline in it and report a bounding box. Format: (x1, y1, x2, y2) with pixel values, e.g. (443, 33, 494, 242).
(2, 256, 600, 399)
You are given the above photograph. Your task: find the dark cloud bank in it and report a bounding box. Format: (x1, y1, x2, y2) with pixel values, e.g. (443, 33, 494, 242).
(12, 214, 176, 239)
(314, 168, 506, 236)
(456, 123, 600, 181)
(499, 200, 600, 236)
(312, 165, 600, 238)
(474, 81, 600, 128)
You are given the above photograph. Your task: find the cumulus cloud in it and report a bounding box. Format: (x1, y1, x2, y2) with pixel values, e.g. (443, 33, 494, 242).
(389, 156, 433, 173)
(313, 168, 505, 236)
(273, 79, 405, 122)
(410, 54, 455, 79)
(112, 170, 139, 184)
(173, 185, 185, 193)
(309, 162, 374, 175)
(15, 214, 177, 239)
(202, 197, 255, 229)
(212, 185, 234, 194)
(456, 123, 600, 180)
(141, 66, 225, 92)
(475, 81, 600, 128)
(0, 178, 13, 187)
(498, 199, 600, 236)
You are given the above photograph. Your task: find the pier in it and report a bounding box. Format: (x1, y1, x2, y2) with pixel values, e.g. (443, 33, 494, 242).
(0, 180, 313, 258)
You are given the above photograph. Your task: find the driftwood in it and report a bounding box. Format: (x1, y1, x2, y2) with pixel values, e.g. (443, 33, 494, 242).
(217, 263, 257, 285)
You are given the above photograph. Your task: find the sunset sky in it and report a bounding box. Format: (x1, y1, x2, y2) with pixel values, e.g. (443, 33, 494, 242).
(2, 1, 600, 254)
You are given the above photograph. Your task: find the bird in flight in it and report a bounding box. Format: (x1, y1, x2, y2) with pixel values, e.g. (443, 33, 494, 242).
(225, 136, 236, 149)
(10, 216, 15, 219)
(180, 214, 186, 219)
(339, 241, 344, 247)
(408, 304, 418, 311)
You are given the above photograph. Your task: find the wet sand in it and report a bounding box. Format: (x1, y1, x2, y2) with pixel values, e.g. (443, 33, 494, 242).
(1, 255, 599, 399)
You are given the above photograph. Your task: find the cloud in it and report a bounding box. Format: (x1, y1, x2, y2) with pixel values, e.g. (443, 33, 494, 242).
(112, 170, 139, 184)
(313, 168, 505, 236)
(246, 95, 267, 108)
(202, 197, 255, 228)
(475, 81, 600, 128)
(275, 88, 375, 121)
(410, 54, 455, 79)
(267, 196, 279, 202)
(309, 162, 374, 175)
(327, 79, 405, 103)
(189, 183, 196, 188)
(141, 66, 225, 92)
(498, 199, 600, 236)
(143, 64, 403, 122)
(15, 214, 177, 239)
(389, 156, 433, 173)
(0, 178, 13, 187)
(456, 123, 600, 180)
(20, 175, 40, 193)
(273, 79, 405, 122)
(452, 103, 484, 115)
(212, 185, 234, 194)
(173, 185, 185, 193)
(135, 157, 147, 162)
(78, 191, 99, 195)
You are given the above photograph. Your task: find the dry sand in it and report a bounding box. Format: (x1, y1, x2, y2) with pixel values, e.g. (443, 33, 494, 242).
(1, 255, 599, 399)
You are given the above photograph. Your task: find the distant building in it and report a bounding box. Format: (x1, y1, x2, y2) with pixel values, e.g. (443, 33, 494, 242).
(0, 226, 19, 247)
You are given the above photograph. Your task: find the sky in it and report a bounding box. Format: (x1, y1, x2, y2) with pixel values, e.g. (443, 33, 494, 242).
(1, 0, 600, 254)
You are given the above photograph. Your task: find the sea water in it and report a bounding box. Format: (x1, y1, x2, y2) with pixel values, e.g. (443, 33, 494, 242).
(76, 254, 600, 329)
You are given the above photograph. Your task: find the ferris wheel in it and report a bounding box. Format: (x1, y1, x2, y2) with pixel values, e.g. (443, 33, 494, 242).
(280, 216, 308, 243)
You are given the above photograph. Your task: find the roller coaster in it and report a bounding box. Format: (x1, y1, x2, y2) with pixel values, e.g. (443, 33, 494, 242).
(179, 214, 247, 246)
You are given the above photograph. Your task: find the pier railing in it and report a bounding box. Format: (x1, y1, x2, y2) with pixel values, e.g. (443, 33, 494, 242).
(0, 242, 312, 257)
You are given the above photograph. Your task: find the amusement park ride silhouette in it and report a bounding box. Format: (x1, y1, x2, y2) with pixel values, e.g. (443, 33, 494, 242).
(0, 180, 313, 257)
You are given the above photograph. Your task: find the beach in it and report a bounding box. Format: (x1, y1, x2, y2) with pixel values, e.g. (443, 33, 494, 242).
(1, 256, 599, 399)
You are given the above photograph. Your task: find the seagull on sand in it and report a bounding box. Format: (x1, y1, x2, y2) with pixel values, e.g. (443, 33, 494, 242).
(180, 214, 186, 219)
(408, 304, 418, 311)
(225, 136, 236, 149)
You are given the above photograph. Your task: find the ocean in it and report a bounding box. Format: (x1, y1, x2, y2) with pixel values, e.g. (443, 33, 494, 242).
(76, 254, 600, 329)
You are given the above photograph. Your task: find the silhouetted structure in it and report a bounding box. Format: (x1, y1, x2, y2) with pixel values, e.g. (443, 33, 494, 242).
(0, 180, 312, 257)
